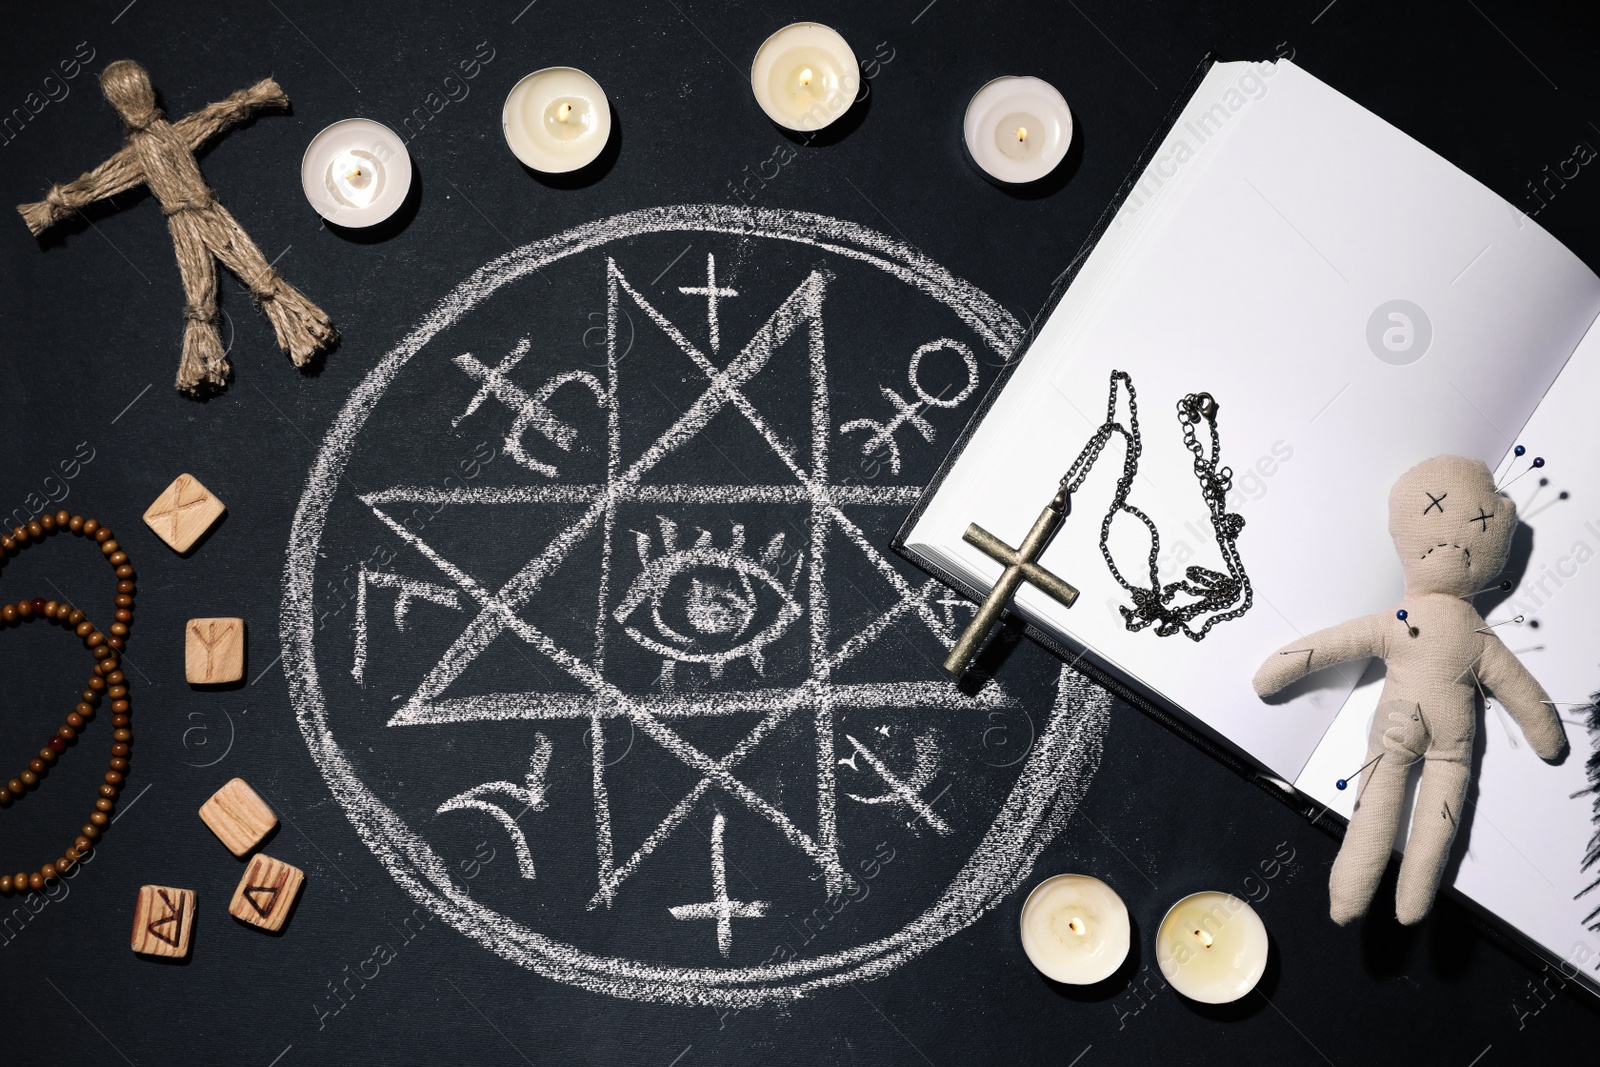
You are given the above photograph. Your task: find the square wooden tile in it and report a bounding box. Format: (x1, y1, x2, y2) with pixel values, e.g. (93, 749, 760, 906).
(131, 885, 196, 958)
(185, 618, 245, 684)
(228, 854, 304, 933)
(142, 473, 226, 554)
(198, 777, 277, 857)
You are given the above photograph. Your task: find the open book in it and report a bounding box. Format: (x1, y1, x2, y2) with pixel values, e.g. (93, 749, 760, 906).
(898, 57, 1600, 989)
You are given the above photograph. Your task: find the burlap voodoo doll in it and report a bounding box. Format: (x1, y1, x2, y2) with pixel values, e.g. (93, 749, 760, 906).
(17, 60, 336, 393)
(1253, 455, 1565, 925)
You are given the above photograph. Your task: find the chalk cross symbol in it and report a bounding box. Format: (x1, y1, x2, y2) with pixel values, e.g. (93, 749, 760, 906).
(364, 256, 1023, 911)
(677, 253, 738, 353)
(669, 811, 769, 957)
(147, 475, 213, 540)
(944, 486, 1081, 676)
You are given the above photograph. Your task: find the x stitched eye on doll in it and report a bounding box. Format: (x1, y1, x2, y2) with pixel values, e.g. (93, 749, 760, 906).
(1252, 455, 1566, 926)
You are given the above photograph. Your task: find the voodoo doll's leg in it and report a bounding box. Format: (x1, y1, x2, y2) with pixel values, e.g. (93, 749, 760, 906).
(1394, 757, 1470, 925)
(168, 216, 229, 393)
(206, 203, 337, 365)
(1329, 704, 1426, 924)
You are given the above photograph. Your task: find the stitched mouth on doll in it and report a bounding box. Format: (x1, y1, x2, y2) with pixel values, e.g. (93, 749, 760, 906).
(1420, 542, 1471, 568)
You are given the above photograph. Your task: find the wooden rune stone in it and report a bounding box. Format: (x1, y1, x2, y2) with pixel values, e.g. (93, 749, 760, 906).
(131, 885, 196, 958)
(229, 854, 304, 933)
(16, 60, 337, 393)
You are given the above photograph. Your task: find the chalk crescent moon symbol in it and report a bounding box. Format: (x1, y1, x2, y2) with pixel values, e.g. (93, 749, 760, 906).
(282, 204, 1109, 1006)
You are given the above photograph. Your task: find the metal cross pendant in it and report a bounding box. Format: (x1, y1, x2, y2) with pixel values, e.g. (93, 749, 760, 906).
(942, 486, 1080, 677)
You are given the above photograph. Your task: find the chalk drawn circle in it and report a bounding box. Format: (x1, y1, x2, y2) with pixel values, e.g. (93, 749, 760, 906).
(1366, 299, 1432, 365)
(909, 338, 979, 409)
(284, 204, 1111, 1005)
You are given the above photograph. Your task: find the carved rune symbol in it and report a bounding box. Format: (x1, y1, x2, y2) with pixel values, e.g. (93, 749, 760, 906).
(147, 475, 212, 540)
(190, 620, 235, 677)
(148, 889, 186, 946)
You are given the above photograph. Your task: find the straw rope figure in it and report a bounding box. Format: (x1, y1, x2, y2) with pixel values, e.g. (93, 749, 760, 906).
(17, 60, 337, 393)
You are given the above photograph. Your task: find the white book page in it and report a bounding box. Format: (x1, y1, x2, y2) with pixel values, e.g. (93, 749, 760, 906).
(1299, 321, 1600, 975)
(906, 59, 1600, 777)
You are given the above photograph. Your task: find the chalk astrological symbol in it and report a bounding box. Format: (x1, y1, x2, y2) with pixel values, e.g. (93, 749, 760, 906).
(436, 734, 553, 880)
(284, 205, 1111, 1006)
(839, 338, 979, 474)
(841, 730, 951, 835)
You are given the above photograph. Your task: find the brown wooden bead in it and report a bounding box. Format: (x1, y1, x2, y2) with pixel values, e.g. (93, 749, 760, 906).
(81, 823, 99, 839)
(114, 610, 132, 624)
(38, 749, 55, 764)
(92, 646, 111, 660)
(0, 537, 12, 553)
(54, 509, 69, 527)
(13, 871, 27, 889)
(112, 728, 132, 742)
(114, 595, 133, 609)
(6, 778, 22, 794)
(57, 725, 75, 741)
(115, 566, 133, 580)
(95, 798, 114, 813)
(111, 715, 129, 728)
(0, 789, 10, 805)
(68, 515, 83, 533)
(100, 539, 119, 555)
(110, 742, 129, 757)
(89, 811, 108, 827)
(74, 837, 92, 853)
(28, 873, 43, 891)
(81, 518, 98, 536)
(75, 621, 92, 637)
(99, 785, 118, 799)
(39, 864, 55, 882)
(19, 771, 37, 788)
(76, 702, 93, 717)
(64, 848, 80, 863)
(42, 600, 59, 617)
(27, 759, 44, 774)
(85, 631, 104, 648)
(106, 671, 124, 685)
(94, 527, 112, 543)
(66, 713, 85, 729)
(0, 876, 10, 893)
(116, 580, 134, 594)
(88, 677, 105, 692)
(0, 605, 13, 623)
(110, 623, 129, 637)
(105, 771, 124, 785)
(39, 514, 55, 532)
(16, 600, 32, 618)
(26, 520, 43, 538)
(109, 757, 128, 771)
(53, 858, 70, 876)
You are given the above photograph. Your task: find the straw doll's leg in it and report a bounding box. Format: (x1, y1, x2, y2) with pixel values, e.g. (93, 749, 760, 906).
(167, 216, 229, 393)
(203, 202, 336, 365)
(1328, 702, 1427, 924)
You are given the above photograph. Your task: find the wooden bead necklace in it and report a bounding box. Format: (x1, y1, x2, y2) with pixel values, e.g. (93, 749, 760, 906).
(0, 509, 135, 895)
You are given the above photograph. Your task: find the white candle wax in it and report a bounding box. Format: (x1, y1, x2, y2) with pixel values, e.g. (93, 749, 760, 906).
(1018, 874, 1131, 984)
(1155, 892, 1270, 1004)
(502, 67, 612, 173)
(750, 22, 859, 132)
(300, 119, 412, 227)
(962, 76, 1072, 184)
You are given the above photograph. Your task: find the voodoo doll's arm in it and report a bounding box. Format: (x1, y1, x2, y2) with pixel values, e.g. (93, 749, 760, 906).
(172, 78, 289, 152)
(16, 146, 146, 236)
(1252, 611, 1387, 697)
(1477, 635, 1565, 760)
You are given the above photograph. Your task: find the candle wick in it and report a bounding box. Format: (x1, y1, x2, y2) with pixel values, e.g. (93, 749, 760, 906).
(1016, 126, 1028, 143)
(557, 102, 573, 123)
(1193, 928, 1214, 948)
(799, 67, 814, 87)
(1067, 916, 1086, 936)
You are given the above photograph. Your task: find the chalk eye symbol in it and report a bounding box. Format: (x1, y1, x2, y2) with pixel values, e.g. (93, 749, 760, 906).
(614, 518, 803, 679)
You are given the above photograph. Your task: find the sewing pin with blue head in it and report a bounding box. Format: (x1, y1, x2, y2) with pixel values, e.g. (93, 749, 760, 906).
(1397, 608, 1417, 637)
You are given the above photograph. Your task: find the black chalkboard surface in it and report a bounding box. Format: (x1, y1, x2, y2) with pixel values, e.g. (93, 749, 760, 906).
(2, 1, 1598, 1063)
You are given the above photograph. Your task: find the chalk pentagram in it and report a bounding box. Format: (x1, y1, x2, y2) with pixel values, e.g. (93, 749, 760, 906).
(284, 205, 1111, 1006)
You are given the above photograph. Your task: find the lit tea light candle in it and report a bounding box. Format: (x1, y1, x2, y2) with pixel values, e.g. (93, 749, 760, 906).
(300, 118, 412, 227)
(962, 76, 1072, 184)
(750, 22, 859, 132)
(1018, 874, 1130, 985)
(1155, 891, 1270, 1003)
(502, 66, 612, 173)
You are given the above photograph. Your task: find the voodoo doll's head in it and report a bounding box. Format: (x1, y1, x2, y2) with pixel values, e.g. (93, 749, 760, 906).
(100, 60, 163, 131)
(1389, 454, 1517, 598)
